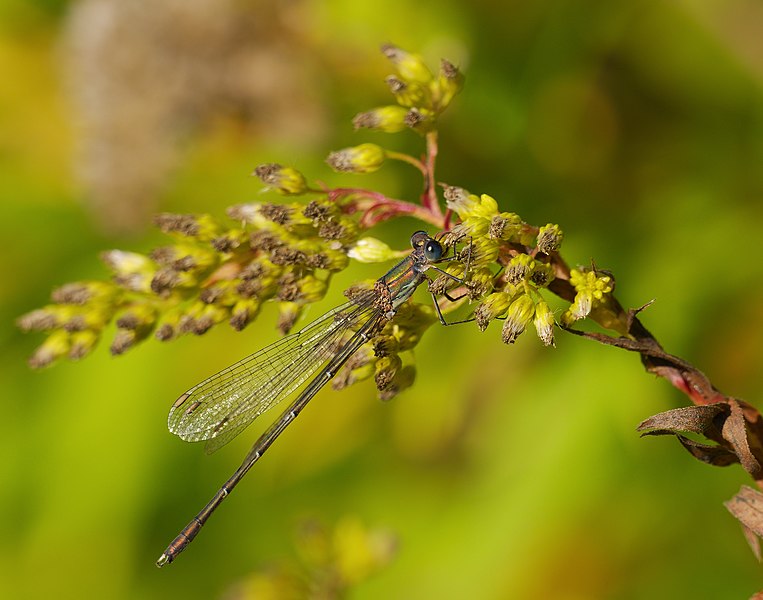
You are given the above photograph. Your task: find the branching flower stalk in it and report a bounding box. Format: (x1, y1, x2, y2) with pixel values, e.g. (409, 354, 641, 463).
(18, 44, 763, 560)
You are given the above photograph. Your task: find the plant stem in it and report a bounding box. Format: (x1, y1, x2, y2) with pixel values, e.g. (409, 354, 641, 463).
(385, 151, 427, 175)
(328, 187, 445, 229)
(423, 131, 443, 219)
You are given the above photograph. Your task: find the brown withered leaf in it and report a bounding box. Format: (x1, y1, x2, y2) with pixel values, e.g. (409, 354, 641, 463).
(725, 486, 763, 561)
(638, 404, 727, 440)
(672, 434, 740, 467)
(570, 316, 763, 481)
(637, 402, 762, 480)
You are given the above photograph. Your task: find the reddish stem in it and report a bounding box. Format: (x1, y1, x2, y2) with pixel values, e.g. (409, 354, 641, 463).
(327, 187, 445, 230)
(423, 131, 444, 219)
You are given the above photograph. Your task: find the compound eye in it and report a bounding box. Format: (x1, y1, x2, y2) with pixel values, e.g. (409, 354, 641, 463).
(424, 239, 443, 261)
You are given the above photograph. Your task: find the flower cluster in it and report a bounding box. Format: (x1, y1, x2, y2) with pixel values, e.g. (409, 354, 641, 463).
(437, 186, 568, 347)
(350, 44, 464, 136)
(18, 197, 362, 367)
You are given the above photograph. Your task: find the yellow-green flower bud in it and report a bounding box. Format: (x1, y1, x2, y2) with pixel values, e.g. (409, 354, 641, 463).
(277, 301, 302, 335)
(381, 44, 433, 86)
(536, 223, 564, 254)
(560, 310, 576, 328)
(248, 226, 287, 254)
(468, 237, 500, 268)
(63, 305, 111, 332)
(385, 75, 428, 108)
(198, 280, 238, 306)
(188, 303, 229, 335)
(297, 274, 328, 304)
(229, 298, 261, 331)
(303, 199, 340, 224)
(466, 266, 495, 300)
(374, 353, 402, 391)
(150, 267, 197, 296)
(530, 262, 555, 288)
(112, 313, 158, 353)
(428, 260, 466, 295)
(177, 300, 227, 335)
(68, 329, 99, 360)
(348, 237, 403, 263)
(474, 291, 513, 331)
(100, 250, 155, 293)
(568, 289, 593, 322)
(101, 249, 152, 274)
(352, 106, 409, 133)
(433, 58, 464, 110)
(110, 329, 137, 355)
(151, 243, 216, 272)
(327, 143, 386, 174)
(269, 245, 308, 268)
(533, 300, 555, 347)
(443, 187, 498, 220)
(154, 307, 183, 341)
(153, 213, 222, 241)
(211, 228, 247, 253)
(306, 248, 350, 272)
(29, 330, 70, 368)
(116, 303, 157, 330)
(488, 212, 523, 241)
(501, 294, 536, 344)
(253, 163, 308, 196)
(241, 267, 280, 300)
(475, 194, 499, 218)
(258, 203, 314, 230)
(101, 250, 156, 294)
(226, 203, 259, 225)
(389, 302, 436, 337)
(442, 185, 475, 216)
(292, 235, 324, 257)
(51, 281, 116, 305)
(317, 216, 360, 243)
(333, 345, 375, 391)
(110, 318, 152, 351)
(444, 216, 490, 244)
(506, 254, 535, 285)
(378, 364, 416, 402)
(389, 325, 423, 353)
(372, 334, 399, 357)
(17, 305, 75, 331)
(517, 227, 537, 247)
(404, 107, 436, 133)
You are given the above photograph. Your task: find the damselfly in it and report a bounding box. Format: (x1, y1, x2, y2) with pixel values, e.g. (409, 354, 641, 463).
(156, 230, 466, 566)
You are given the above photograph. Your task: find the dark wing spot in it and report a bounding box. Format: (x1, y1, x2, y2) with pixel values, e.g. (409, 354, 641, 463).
(172, 393, 191, 409)
(184, 401, 202, 415)
(212, 416, 230, 434)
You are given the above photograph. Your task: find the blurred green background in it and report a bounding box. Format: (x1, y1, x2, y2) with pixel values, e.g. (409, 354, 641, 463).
(2, 0, 763, 598)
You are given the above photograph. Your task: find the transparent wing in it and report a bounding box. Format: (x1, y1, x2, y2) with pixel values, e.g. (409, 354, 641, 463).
(168, 290, 376, 451)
